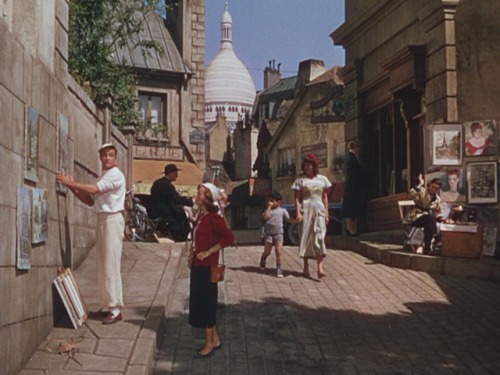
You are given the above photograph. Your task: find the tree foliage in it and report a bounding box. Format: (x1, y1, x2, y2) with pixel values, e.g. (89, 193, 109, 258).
(68, 0, 165, 128)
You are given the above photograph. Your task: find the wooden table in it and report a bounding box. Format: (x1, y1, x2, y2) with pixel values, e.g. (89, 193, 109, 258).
(439, 223, 482, 258)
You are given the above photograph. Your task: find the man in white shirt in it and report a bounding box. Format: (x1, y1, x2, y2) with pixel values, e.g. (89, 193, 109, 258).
(56, 143, 126, 324)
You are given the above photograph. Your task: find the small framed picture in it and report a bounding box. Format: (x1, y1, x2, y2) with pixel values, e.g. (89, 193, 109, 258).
(429, 124, 462, 166)
(463, 120, 497, 156)
(467, 161, 497, 204)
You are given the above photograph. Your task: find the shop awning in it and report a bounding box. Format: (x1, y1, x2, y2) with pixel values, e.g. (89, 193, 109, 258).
(132, 159, 203, 196)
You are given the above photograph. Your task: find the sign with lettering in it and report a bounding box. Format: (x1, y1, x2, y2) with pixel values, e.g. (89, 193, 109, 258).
(133, 145, 184, 161)
(189, 129, 205, 145)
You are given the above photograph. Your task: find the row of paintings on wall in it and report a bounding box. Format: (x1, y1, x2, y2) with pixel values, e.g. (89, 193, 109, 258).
(426, 162, 497, 205)
(25, 106, 69, 194)
(426, 120, 499, 205)
(427, 120, 497, 167)
(18, 107, 69, 270)
(17, 186, 48, 270)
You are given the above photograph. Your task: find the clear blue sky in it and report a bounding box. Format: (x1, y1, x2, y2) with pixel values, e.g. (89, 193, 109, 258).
(205, 0, 346, 91)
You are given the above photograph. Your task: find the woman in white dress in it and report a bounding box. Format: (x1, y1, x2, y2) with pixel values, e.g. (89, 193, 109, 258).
(292, 153, 332, 279)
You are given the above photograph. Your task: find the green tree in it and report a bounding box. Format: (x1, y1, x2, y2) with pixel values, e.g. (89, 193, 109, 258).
(68, 0, 165, 128)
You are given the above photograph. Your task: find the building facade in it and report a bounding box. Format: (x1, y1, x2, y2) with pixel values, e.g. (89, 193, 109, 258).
(123, 0, 206, 195)
(0, 1, 133, 373)
(332, 0, 500, 233)
(264, 60, 345, 205)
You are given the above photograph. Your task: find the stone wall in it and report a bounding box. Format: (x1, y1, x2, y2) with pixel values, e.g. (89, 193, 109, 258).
(0, 1, 130, 374)
(455, 0, 500, 122)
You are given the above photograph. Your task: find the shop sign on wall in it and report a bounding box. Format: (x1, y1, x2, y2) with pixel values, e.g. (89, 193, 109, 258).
(301, 143, 328, 168)
(189, 129, 205, 145)
(133, 145, 184, 161)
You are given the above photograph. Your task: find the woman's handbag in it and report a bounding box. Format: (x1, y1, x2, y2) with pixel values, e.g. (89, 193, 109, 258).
(210, 249, 225, 283)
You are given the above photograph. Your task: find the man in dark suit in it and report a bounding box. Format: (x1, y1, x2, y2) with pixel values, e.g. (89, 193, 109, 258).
(150, 164, 194, 241)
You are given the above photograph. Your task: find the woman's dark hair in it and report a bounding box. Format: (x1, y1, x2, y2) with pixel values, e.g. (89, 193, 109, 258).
(470, 122, 483, 134)
(302, 153, 319, 175)
(347, 140, 359, 151)
(427, 178, 442, 188)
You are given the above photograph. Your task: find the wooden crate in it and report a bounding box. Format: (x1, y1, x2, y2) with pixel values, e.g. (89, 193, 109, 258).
(441, 226, 483, 259)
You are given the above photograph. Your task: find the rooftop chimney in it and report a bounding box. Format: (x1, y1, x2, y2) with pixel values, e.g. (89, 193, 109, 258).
(263, 59, 281, 90)
(295, 59, 326, 93)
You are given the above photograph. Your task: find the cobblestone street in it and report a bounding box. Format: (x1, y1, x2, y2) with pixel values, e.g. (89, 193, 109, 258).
(154, 245, 500, 375)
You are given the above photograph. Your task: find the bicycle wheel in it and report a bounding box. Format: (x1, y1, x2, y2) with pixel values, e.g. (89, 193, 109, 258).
(133, 210, 150, 242)
(124, 210, 136, 242)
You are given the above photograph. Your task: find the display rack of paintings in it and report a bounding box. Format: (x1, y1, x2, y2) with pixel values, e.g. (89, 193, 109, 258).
(467, 161, 497, 204)
(17, 187, 32, 270)
(24, 106, 40, 182)
(56, 113, 69, 194)
(463, 120, 497, 156)
(430, 124, 462, 166)
(53, 268, 88, 329)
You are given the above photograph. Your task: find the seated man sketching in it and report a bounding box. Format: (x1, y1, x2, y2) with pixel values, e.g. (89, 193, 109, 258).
(408, 173, 444, 255)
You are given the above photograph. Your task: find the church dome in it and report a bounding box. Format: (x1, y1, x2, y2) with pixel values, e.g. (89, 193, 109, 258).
(205, 4, 256, 126)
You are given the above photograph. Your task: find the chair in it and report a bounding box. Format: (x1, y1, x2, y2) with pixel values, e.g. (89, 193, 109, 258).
(398, 200, 424, 253)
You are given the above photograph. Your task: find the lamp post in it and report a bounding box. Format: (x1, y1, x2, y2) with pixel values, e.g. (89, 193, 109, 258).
(210, 165, 221, 184)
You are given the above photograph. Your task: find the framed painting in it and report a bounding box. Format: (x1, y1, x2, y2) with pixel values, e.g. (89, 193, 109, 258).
(439, 167, 466, 203)
(431, 124, 462, 166)
(467, 161, 497, 204)
(463, 120, 497, 156)
(32, 188, 48, 244)
(24, 106, 40, 182)
(17, 186, 32, 270)
(57, 113, 69, 194)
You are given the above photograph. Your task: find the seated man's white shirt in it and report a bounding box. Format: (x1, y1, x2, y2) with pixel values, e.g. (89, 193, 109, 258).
(95, 167, 126, 213)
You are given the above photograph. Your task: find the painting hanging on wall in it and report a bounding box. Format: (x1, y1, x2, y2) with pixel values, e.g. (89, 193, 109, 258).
(32, 188, 48, 244)
(57, 113, 69, 194)
(24, 106, 40, 182)
(463, 120, 497, 156)
(430, 124, 462, 166)
(17, 186, 32, 270)
(467, 161, 497, 204)
(439, 167, 466, 203)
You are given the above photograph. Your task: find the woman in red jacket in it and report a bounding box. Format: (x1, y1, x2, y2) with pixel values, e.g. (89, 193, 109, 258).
(188, 182, 234, 359)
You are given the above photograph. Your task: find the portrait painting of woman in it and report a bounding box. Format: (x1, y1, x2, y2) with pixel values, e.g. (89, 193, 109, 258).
(464, 121, 496, 156)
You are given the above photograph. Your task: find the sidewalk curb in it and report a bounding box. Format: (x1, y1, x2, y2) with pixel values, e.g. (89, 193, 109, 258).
(334, 235, 500, 282)
(126, 243, 185, 375)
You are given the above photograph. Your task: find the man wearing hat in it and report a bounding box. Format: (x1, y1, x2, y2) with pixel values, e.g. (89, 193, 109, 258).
(56, 143, 126, 325)
(150, 163, 194, 241)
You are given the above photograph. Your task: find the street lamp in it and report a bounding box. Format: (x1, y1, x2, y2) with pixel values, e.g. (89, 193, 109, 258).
(210, 165, 221, 183)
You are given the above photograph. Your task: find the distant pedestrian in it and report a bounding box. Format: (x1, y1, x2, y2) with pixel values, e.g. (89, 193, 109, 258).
(259, 191, 300, 278)
(188, 183, 235, 359)
(56, 143, 126, 324)
(343, 140, 364, 236)
(292, 153, 332, 279)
